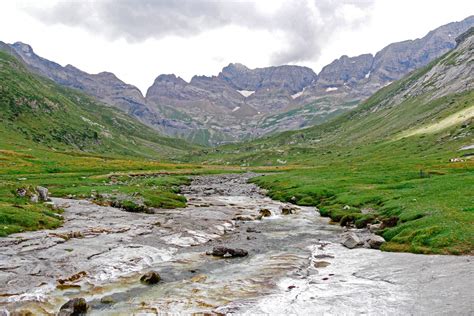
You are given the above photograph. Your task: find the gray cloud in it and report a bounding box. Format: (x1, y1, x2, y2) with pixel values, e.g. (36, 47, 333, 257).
(28, 0, 374, 65)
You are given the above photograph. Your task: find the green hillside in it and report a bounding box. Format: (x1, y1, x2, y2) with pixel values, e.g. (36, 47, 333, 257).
(0, 50, 197, 162)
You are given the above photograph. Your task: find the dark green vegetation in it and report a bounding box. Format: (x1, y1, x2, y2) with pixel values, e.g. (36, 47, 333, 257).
(189, 38, 474, 255)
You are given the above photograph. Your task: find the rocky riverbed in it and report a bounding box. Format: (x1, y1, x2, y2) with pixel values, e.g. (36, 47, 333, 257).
(0, 173, 472, 315)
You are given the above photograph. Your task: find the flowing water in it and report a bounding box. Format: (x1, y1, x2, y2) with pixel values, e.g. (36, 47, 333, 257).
(0, 174, 472, 315)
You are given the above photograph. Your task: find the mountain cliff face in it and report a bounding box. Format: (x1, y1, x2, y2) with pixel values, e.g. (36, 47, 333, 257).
(3, 16, 473, 145)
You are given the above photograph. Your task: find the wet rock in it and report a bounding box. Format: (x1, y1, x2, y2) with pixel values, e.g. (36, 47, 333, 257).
(368, 223, 382, 233)
(259, 208, 272, 217)
(58, 298, 88, 316)
(140, 271, 161, 285)
(16, 188, 27, 197)
(36, 186, 49, 201)
(281, 206, 296, 215)
(209, 246, 248, 258)
(100, 295, 116, 304)
(246, 227, 261, 233)
(233, 215, 255, 221)
(368, 235, 385, 249)
(342, 232, 363, 249)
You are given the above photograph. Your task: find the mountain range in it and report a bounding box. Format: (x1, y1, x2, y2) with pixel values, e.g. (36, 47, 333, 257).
(2, 15, 473, 145)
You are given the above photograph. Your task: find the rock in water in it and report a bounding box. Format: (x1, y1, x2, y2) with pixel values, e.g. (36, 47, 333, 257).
(58, 298, 88, 316)
(342, 232, 363, 249)
(140, 271, 161, 285)
(281, 206, 296, 215)
(259, 208, 272, 217)
(36, 186, 49, 201)
(210, 246, 248, 258)
(368, 235, 385, 249)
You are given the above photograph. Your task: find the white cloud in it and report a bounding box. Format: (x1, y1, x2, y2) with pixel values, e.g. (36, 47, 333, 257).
(0, 0, 472, 93)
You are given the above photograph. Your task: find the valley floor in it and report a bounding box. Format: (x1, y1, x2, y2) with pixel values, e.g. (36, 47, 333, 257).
(1, 174, 472, 315)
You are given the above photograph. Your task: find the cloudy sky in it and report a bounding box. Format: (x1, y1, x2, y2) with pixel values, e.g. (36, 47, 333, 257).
(0, 0, 473, 93)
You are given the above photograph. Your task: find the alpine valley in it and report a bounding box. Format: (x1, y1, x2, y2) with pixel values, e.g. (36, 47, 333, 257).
(0, 11, 473, 316)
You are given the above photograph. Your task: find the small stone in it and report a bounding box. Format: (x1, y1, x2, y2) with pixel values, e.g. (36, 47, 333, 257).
(36, 186, 49, 201)
(232, 215, 255, 221)
(343, 205, 351, 210)
(140, 271, 161, 285)
(367, 235, 385, 249)
(288, 285, 296, 290)
(58, 298, 88, 316)
(368, 223, 382, 233)
(259, 208, 272, 217)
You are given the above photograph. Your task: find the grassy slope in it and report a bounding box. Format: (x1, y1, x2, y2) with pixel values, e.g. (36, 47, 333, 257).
(0, 50, 197, 160)
(189, 43, 474, 254)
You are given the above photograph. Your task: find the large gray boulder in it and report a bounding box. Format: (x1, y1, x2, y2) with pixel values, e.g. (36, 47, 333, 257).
(342, 233, 363, 249)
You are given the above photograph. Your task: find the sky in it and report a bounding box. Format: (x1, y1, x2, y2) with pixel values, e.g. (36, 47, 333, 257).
(0, 0, 473, 93)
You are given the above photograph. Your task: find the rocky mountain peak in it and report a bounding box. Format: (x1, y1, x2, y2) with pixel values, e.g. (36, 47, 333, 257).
(12, 42, 33, 54)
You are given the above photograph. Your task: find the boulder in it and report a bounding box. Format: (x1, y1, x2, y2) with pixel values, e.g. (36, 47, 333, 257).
(209, 246, 248, 258)
(140, 271, 161, 285)
(342, 232, 363, 249)
(58, 298, 88, 316)
(259, 208, 272, 217)
(367, 235, 385, 249)
(36, 186, 49, 201)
